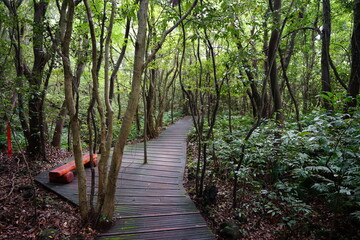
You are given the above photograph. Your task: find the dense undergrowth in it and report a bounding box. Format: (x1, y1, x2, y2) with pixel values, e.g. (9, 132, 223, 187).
(185, 110, 360, 239)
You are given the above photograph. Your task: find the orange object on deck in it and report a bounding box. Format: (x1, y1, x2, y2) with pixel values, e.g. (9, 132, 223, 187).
(49, 171, 74, 183)
(49, 154, 98, 183)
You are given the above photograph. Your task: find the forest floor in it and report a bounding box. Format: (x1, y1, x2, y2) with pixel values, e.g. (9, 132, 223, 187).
(0, 146, 97, 240)
(183, 141, 360, 240)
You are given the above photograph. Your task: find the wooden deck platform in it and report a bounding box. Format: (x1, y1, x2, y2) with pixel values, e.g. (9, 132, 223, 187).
(35, 116, 215, 239)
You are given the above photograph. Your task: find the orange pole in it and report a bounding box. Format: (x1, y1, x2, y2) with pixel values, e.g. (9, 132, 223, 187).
(7, 121, 12, 157)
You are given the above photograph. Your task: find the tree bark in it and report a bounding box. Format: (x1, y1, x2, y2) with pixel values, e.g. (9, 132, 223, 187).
(232, 32, 262, 117)
(321, 0, 332, 110)
(60, 0, 88, 218)
(155, 63, 177, 129)
(26, 0, 50, 161)
(279, 47, 302, 131)
(347, 0, 360, 109)
(109, 17, 131, 102)
(51, 101, 68, 148)
(96, 0, 116, 213)
(268, 0, 284, 124)
(100, 0, 149, 220)
(146, 68, 157, 138)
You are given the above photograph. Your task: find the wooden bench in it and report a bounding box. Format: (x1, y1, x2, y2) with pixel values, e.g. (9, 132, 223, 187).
(49, 154, 98, 183)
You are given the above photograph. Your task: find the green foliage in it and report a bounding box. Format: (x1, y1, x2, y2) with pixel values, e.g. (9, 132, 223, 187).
(290, 112, 360, 217)
(0, 134, 6, 149)
(162, 110, 183, 125)
(210, 110, 360, 228)
(318, 92, 353, 112)
(127, 122, 143, 142)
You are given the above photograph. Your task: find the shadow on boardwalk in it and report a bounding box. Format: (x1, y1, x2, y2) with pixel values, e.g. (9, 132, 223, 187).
(35, 116, 215, 239)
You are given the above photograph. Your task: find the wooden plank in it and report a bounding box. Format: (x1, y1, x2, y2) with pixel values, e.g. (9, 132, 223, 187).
(115, 204, 198, 216)
(97, 225, 209, 237)
(125, 148, 184, 153)
(96, 228, 213, 240)
(116, 180, 180, 188)
(117, 176, 179, 185)
(116, 185, 181, 190)
(121, 160, 182, 166)
(115, 189, 183, 195)
(106, 214, 209, 234)
(113, 196, 192, 204)
(119, 172, 180, 182)
(122, 157, 182, 164)
(122, 165, 181, 173)
(122, 153, 183, 160)
(117, 211, 199, 219)
(141, 145, 183, 149)
(114, 202, 193, 206)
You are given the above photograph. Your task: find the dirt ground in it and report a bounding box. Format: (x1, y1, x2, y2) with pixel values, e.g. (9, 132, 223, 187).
(0, 147, 96, 240)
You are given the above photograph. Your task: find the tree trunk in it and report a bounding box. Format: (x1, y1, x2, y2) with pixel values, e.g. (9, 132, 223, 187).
(146, 68, 157, 138)
(109, 17, 131, 102)
(26, 0, 50, 161)
(60, 0, 88, 219)
(155, 63, 177, 129)
(321, 0, 332, 110)
(27, 91, 44, 160)
(347, 0, 360, 109)
(51, 101, 68, 148)
(268, 0, 284, 124)
(52, 34, 87, 149)
(170, 77, 176, 123)
(279, 47, 302, 131)
(96, 0, 116, 214)
(100, 0, 149, 220)
(232, 36, 262, 117)
(303, 33, 317, 113)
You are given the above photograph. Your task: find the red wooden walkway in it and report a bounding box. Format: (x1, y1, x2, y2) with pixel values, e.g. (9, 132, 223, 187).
(35, 116, 214, 239)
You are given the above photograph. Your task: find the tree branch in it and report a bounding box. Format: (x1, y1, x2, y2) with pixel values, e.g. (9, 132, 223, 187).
(143, 0, 198, 69)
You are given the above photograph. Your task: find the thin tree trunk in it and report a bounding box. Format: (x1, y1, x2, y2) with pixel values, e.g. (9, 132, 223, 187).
(109, 17, 131, 102)
(143, 83, 148, 164)
(226, 75, 232, 134)
(347, 0, 360, 109)
(87, 97, 96, 212)
(302, 30, 317, 113)
(60, 0, 88, 218)
(155, 62, 177, 129)
(135, 106, 141, 132)
(268, 0, 284, 124)
(279, 47, 302, 131)
(321, 0, 333, 111)
(198, 29, 223, 196)
(51, 101, 68, 148)
(146, 68, 157, 138)
(100, 0, 149, 220)
(232, 36, 262, 116)
(96, 0, 116, 213)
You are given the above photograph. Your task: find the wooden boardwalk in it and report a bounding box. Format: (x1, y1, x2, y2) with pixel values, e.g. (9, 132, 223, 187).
(35, 116, 215, 239)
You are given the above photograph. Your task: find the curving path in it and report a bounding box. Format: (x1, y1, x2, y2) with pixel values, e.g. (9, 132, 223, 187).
(35, 116, 214, 239)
